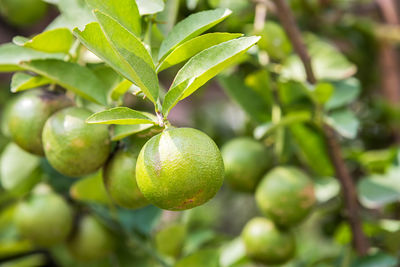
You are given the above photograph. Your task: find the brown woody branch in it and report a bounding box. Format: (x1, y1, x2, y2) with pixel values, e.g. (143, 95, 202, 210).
(273, 0, 369, 255)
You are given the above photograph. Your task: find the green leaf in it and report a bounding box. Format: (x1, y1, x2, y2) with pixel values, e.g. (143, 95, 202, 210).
(0, 143, 41, 196)
(13, 28, 74, 53)
(326, 109, 359, 139)
(0, 43, 64, 72)
(157, 0, 180, 36)
(158, 8, 232, 61)
(282, 40, 357, 82)
(74, 23, 140, 91)
(86, 0, 141, 36)
(157, 33, 242, 72)
(110, 79, 132, 101)
(312, 82, 334, 104)
(163, 36, 260, 116)
(86, 107, 157, 125)
(257, 21, 292, 60)
(57, 0, 95, 30)
(70, 171, 111, 205)
(112, 124, 161, 141)
(290, 123, 335, 177)
(254, 111, 312, 140)
(358, 167, 400, 208)
(10, 72, 51, 93)
(94, 11, 160, 103)
(21, 59, 108, 105)
(218, 74, 270, 123)
(244, 70, 273, 107)
(220, 238, 248, 267)
(136, 0, 165, 15)
(325, 78, 361, 110)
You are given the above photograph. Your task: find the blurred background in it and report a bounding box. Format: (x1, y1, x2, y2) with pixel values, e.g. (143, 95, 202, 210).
(0, 0, 400, 266)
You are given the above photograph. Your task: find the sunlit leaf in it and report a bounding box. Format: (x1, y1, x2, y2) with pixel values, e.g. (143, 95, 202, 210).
(163, 36, 260, 116)
(87, 107, 157, 125)
(158, 8, 232, 61)
(136, 0, 165, 15)
(10, 72, 51, 93)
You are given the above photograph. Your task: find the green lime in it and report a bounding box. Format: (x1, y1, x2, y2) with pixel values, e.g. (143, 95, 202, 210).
(256, 166, 316, 227)
(136, 127, 224, 211)
(221, 137, 271, 192)
(155, 223, 186, 258)
(67, 215, 114, 262)
(15, 188, 73, 246)
(8, 89, 73, 156)
(42, 107, 111, 177)
(0, 0, 47, 27)
(103, 148, 148, 209)
(241, 217, 295, 265)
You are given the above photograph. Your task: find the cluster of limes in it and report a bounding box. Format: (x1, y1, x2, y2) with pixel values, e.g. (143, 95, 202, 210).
(4, 88, 226, 260)
(222, 137, 317, 265)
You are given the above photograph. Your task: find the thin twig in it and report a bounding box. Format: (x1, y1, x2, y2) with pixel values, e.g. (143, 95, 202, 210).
(273, 0, 369, 256)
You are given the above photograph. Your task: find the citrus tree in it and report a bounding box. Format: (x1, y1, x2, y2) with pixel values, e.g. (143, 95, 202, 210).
(0, 0, 399, 266)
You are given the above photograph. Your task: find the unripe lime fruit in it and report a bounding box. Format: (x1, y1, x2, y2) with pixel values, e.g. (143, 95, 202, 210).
(14, 188, 73, 246)
(241, 217, 295, 265)
(7, 89, 73, 156)
(103, 148, 148, 209)
(136, 127, 224, 211)
(221, 137, 271, 192)
(0, 0, 47, 27)
(256, 166, 316, 227)
(67, 215, 114, 262)
(42, 107, 111, 177)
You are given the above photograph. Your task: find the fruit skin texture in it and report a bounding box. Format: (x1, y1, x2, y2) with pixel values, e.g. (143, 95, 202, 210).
(221, 137, 271, 192)
(42, 107, 111, 177)
(241, 217, 295, 265)
(7, 89, 73, 156)
(14, 191, 73, 247)
(67, 215, 114, 262)
(0, 0, 47, 27)
(103, 149, 148, 209)
(136, 127, 224, 211)
(256, 166, 316, 227)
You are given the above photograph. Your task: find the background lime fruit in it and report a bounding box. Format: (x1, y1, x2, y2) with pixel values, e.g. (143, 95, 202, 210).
(0, 0, 47, 27)
(155, 223, 187, 258)
(67, 215, 114, 262)
(14, 189, 73, 247)
(256, 166, 316, 227)
(136, 127, 224, 211)
(241, 217, 295, 265)
(42, 107, 110, 177)
(221, 137, 271, 192)
(7, 89, 73, 156)
(103, 147, 148, 209)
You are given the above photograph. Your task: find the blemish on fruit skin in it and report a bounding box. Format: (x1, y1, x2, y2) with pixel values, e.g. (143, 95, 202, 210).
(299, 185, 316, 208)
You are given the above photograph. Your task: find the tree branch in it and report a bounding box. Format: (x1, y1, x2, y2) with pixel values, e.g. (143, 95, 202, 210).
(273, 0, 369, 256)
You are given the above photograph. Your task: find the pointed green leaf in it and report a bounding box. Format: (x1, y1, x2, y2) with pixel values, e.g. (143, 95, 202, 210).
(0, 43, 64, 72)
(21, 59, 108, 105)
(110, 79, 132, 101)
(218, 74, 269, 123)
(94, 11, 159, 103)
(157, 33, 242, 72)
(158, 8, 232, 61)
(162, 36, 260, 116)
(136, 0, 165, 15)
(290, 123, 335, 177)
(70, 171, 111, 205)
(57, 0, 95, 30)
(86, 0, 141, 36)
(74, 23, 141, 89)
(11, 72, 51, 93)
(112, 124, 161, 141)
(325, 109, 359, 139)
(87, 107, 157, 125)
(13, 28, 74, 54)
(325, 78, 361, 110)
(0, 143, 41, 196)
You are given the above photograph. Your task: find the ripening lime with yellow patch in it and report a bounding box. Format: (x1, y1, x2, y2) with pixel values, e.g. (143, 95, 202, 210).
(136, 127, 224, 211)
(256, 166, 316, 227)
(42, 107, 111, 177)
